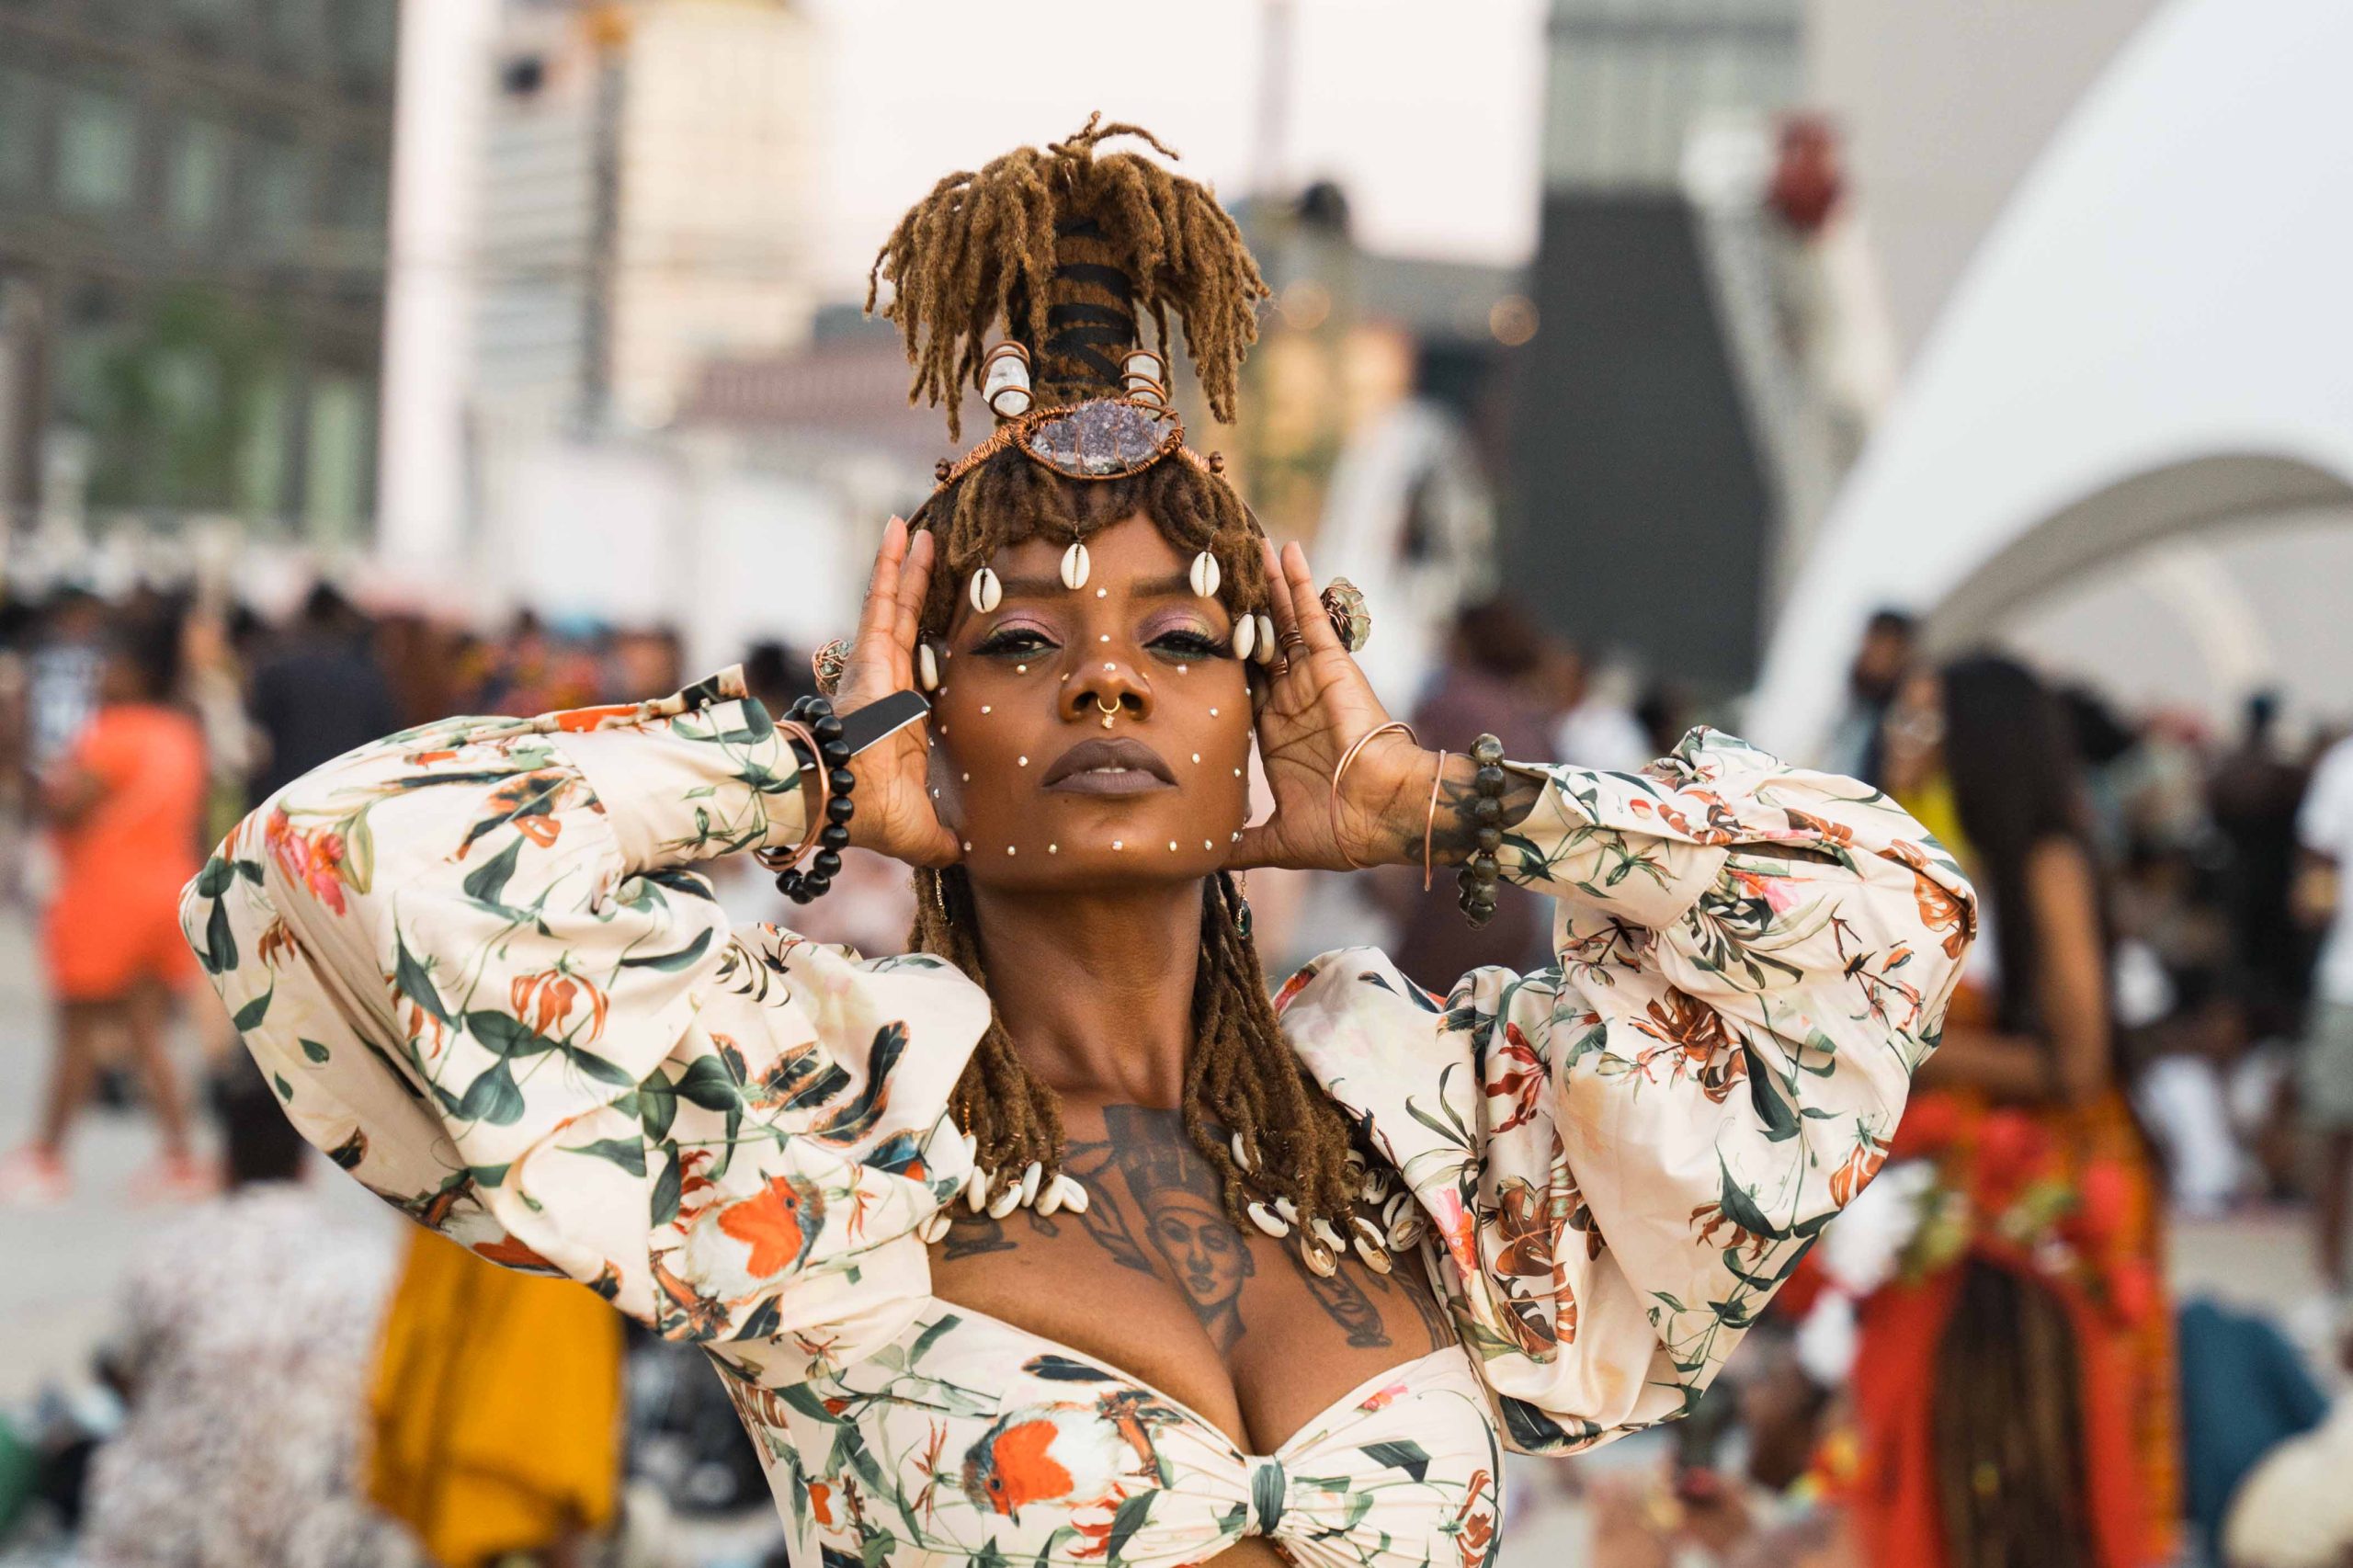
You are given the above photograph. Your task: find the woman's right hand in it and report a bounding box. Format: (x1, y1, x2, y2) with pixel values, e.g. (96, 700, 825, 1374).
(828, 517, 961, 869)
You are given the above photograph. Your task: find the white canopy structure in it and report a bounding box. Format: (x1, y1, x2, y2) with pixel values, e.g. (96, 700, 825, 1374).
(1749, 0, 2353, 757)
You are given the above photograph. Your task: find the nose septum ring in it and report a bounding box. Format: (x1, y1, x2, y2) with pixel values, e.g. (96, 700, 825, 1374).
(1095, 696, 1120, 730)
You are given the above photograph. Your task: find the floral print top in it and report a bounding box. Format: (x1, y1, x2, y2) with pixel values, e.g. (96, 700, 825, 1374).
(182, 669, 1972, 1568)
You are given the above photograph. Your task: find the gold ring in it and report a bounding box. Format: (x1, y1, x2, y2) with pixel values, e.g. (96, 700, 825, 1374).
(1096, 695, 1120, 729)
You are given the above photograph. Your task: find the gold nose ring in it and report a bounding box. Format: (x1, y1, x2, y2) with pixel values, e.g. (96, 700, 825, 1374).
(1095, 696, 1120, 730)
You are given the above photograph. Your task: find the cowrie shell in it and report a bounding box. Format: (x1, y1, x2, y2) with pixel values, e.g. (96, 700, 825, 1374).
(1233, 612, 1256, 662)
(916, 642, 939, 691)
(1246, 1201, 1290, 1238)
(1273, 1195, 1299, 1226)
(1061, 541, 1090, 590)
(917, 1210, 952, 1244)
(1299, 1237, 1339, 1278)
(1229, 1132, 1254, 1171)
(1252, 615, 1278, 665)
(969, 566, 1002, 615)
(1190, 550, 1222, 599)
(1019, 1162, 1043, 1207)
(987, 1182, 1023, 1220)
(1355, 1236, 1393, 1273)
(1311, 1217, 1347, 1253)
(1055, 1174, 1090, 1214)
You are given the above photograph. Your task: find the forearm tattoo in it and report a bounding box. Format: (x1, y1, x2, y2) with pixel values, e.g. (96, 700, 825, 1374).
(1411, 759, 1545, 865)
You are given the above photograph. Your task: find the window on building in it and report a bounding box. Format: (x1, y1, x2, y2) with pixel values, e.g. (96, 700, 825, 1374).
(332, 0, 398, 92)
(256, 0, 315, 66)
(165, 117, 233, 234)
(0, 66, 43, 199)
(245, 133, 306, 247)
(55, 83, 139, 213)
(302, 369, 373, 543)
(323, 143, 388, 235)
(236, 366, 290, 525)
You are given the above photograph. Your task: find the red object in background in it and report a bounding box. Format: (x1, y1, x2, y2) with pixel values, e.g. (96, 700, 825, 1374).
(1769, 115, 1845, 235)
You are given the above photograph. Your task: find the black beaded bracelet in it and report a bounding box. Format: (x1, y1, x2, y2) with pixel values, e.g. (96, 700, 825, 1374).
(774, 695, 855, 904)
(1456, 733, 1506, 926)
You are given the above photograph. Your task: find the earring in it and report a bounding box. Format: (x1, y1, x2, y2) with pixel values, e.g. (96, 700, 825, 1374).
(1251, 615, 1278, 665)
(933, 873, 950, 918)
(1233, 612, 1256, 662)
(1061, 541, 1090, 590)
(1230, 871, 1253, 939)
(1189, 550, 1221, 598)
(916, 642, 940, 691)
(969, 566, 1002, 615)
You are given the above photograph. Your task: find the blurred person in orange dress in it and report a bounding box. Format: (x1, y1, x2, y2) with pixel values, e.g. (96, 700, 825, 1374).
(0, 612, 209, 1203)
(1848, 654, 2176, 1568)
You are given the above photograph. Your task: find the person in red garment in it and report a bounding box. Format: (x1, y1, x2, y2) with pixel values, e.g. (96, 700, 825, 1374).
(0, 612, 208, 1203)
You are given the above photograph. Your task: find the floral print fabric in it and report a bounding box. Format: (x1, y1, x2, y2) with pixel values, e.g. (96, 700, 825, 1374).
(183, 669, 1972, 1568)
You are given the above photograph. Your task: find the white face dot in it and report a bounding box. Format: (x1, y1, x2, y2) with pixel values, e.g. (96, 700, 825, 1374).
(1191, 753, 1200, 764)
(1016, 665, 1027, 675)
(1099, 633, 1110, 643)
(1233, 767, 1243, 778)
(1203, 840, 1213, 851)
(1168, 841, 1177, 852)
(1096, 587, 1108, 598)
(1111, 840, 1123, 850)
(961, 841, 972, 851)
(1177, 665, 1188, 675)
(980, 705, 991, 714)
(1209, 708, 1219, 718)
(1017, 756, 1028, 767)
(1006, 845, 1016, 855)
(961, 772, 970, 782)
(1103, 662, 1115, 672)
(1048, 843, 1058, 855)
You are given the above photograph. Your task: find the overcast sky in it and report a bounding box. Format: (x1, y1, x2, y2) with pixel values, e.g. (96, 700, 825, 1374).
(800, 0, 1549, 297)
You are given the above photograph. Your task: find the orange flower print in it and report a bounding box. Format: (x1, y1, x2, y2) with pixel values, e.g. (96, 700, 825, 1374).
(1689, 1199, 1769, 1261)
(1483, 1022, 1547, 1134)
(263, 806, 351, 916)
(510, 964, 609, 1044)
(1829, 1128, 1891, 1209)
(1631, 988, 1748, 1103)
(1881, 839, 1974, 958)
(256, 916, 301, 970)
(1454, 1470, 1496, 1568)
(807, 1480, 835, 1526)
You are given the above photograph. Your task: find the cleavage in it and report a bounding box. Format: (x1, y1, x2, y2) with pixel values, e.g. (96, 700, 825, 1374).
(926, 1102, 1458, 1454)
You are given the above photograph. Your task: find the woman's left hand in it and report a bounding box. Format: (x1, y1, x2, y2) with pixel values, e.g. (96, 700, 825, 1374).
(1231, 540, 1436, 873)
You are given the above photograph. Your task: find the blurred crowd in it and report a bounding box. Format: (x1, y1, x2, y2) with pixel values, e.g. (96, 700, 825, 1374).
(0, 580, 2350, 1568)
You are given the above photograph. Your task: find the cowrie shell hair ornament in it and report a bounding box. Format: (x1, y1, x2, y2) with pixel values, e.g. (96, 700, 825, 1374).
(1060, 541, 1090, 590)
(968, 566, 1002, 615)
(1233, 611, 1256, 662)
(1189, 550, 1221, 599)
(916, 642, 939, 691)
(983, 341, 1032, 421)
(1252, 615, 1278, 665)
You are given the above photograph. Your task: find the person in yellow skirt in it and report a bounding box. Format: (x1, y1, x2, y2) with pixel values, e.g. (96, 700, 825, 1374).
(366, 1230, 625, 1568)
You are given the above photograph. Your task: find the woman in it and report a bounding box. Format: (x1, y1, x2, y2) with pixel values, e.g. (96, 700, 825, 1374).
(184, 120, 1972, 1568)
(1852, 655, 2175, 1568)
(0, 611, 207, 1204)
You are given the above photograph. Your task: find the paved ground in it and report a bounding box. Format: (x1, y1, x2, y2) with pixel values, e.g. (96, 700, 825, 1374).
(0, 902, 2332, 1566)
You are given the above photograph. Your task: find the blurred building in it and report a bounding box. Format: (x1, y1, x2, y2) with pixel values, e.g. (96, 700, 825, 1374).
(0, 0, 397, 556)
(1505, 0, 1803, 692)
(473, 0, 817, 435)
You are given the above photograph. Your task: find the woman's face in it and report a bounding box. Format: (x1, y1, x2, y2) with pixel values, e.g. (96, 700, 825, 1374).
(1880, 667, 1945, 798)
(929, 512, 1255, 889)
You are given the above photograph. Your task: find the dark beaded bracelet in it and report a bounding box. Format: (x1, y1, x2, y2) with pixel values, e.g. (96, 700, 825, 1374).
(1457, 733, 1506, 926)
(775, 695, 855, 904)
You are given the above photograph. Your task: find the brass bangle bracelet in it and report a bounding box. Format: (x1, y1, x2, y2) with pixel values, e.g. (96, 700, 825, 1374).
(1330, 720, 1416, 871)
(1422, 750, 1447, 892)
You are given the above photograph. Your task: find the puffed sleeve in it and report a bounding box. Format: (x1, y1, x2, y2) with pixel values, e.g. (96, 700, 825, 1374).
(181, 669, 987, 1365)
(1281, 728, 1975, 1454)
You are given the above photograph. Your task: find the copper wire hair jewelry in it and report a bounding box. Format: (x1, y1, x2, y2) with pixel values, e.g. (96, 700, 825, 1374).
(875, 115, 1390, 1261)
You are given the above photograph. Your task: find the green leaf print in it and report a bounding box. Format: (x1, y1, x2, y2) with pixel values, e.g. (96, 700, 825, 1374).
(393, 935, 452, 1028)
(563, 1138, 647, 1176)
(1105, 1491, 1155, 1564)
(231, 987, 272, 1032)
(650, 1144, 683, 1226)
(1359, 1439, 1431, 1483)
(200, 896, 237, 977)
(620, 927, 714, 972)
(1714, 1153, 1783, 1242)
(452, 1060, 526, 1126)
(193, 857, 235, 898)
(559, 1043, 638, 1086)
(466, 1010, 563, 1060)
(460, 836, 524, 910)
(300, 1038, 332, 1063)
(272, 1072, 292, 1100)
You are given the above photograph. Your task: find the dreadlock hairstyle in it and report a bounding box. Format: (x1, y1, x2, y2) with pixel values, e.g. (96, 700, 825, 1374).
(870, 118, 1370, 1248)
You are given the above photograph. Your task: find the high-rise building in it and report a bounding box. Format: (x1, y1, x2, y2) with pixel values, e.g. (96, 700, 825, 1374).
(474, 0, 816, 435)
(1507, 0, 1802, 689)
(0, 0, 398, 547)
